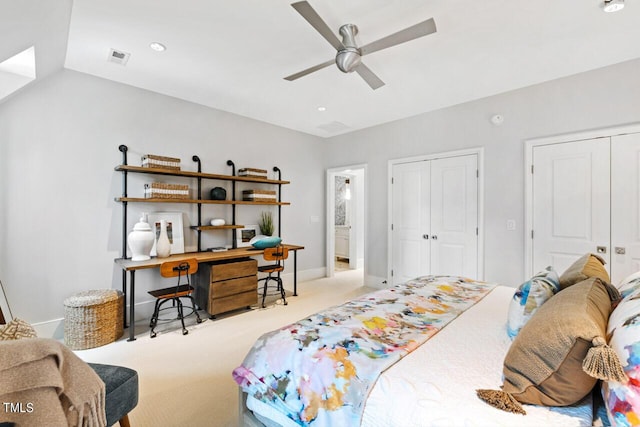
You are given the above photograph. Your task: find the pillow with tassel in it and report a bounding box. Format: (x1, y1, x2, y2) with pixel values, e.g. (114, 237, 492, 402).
(477, 277, 625, 415)
(602, 274, 640, 427)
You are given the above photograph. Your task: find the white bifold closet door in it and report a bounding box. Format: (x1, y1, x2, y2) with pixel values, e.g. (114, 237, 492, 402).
(531, 132, 640, 284)
(391, 154, 478, 286)
(612, 133, 640, 280)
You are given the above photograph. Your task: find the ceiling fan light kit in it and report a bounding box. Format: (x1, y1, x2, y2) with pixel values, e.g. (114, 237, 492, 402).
(285, 1, 437, 90)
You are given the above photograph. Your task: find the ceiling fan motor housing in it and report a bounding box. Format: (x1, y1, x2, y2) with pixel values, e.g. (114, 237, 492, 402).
(336, 24, 361, 73)
(336, 48, 361, 73)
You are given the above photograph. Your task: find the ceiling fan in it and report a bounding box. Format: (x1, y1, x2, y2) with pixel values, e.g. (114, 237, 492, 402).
(284, 1, 437, 90)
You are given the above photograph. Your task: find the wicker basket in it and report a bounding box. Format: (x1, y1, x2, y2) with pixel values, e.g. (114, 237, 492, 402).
(64, 289, 124, 350)
(144, 182, 190, 199)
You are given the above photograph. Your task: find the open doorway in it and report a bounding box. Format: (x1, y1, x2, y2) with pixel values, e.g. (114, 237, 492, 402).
(326, 164, 366, 279)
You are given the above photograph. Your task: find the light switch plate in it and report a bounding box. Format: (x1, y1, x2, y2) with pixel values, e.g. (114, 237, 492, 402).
(506, 219, 516, 231)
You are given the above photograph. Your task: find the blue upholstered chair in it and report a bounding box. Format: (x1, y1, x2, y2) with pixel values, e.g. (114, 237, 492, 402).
(89, 363, 139, 427)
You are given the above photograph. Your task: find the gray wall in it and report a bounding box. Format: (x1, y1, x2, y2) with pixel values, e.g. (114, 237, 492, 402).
(3, 54, 640, 335)
(325, 58, 640, 286)
(0, 69, 326, 333)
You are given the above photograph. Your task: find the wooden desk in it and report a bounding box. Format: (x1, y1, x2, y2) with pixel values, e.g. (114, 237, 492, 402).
(115, 244, 304, 341)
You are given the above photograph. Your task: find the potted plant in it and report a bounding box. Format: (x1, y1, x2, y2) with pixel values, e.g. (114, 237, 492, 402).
(259, 211, 274, 236)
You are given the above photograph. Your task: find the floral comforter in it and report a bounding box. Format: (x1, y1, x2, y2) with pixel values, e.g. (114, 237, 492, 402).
(232, 275, 495, 426)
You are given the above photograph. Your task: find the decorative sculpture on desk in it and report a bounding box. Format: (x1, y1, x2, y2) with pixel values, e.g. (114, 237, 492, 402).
(156, 219, 171, 258)
(127, 214, 155, 261)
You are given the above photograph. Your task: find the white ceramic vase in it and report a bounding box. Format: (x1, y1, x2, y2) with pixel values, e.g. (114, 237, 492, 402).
(128, 215, 155, 261)
(156, 219, 171, 258)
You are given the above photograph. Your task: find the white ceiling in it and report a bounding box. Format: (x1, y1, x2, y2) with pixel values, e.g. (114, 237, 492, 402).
(63, 0, 640, 138)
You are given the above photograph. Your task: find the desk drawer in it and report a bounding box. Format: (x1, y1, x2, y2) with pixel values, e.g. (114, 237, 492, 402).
(210, 276, 256, 299)
(209, 290, 256, 315)
(211, 259, 257, 282)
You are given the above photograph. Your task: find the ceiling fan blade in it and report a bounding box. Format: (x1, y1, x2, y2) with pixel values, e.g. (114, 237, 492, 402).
(355, 63, 385, 90)
(360, 18, 437, 56)
(291, 1, 344, 51)
(284, 59, 335, 81)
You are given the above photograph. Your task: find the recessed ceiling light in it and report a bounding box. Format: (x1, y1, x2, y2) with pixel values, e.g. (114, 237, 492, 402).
(603, 0, 624, 12)
(149, 42, 166, 52)
(317, 106, 327, 112)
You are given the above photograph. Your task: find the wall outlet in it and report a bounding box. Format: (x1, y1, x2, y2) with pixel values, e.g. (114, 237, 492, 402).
(506, 219, 516, 231)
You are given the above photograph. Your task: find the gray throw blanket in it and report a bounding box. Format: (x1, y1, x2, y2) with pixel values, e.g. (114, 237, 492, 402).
(0, 338, 106, 426)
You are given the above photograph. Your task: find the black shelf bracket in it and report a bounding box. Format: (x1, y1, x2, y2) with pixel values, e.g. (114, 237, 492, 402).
(119, 145, 129, 259)
(227, 160, 237, 248)
(273, 166, 282, 238)
(118, 145, 130, 331)
(193, 155, 202, 251)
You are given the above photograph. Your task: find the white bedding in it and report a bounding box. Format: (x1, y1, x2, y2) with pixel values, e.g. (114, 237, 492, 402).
(245, 285, 593, 427)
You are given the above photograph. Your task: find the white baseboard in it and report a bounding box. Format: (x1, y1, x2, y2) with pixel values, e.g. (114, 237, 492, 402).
(365, 275, 388, 289)
(282, 267, 325, 283)
(32, 317, 65, 340)
(32, 300, 159, 340)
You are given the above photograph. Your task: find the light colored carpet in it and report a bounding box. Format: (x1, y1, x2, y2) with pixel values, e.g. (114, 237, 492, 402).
(335, 258, 350, 272)
(76, 269, 370, 427)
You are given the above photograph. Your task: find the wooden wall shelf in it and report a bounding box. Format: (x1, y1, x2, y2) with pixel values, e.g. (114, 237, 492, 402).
(115, 145, 289, 254)
(115, 164, 289, 185)
(115, 197, 290, 206)
(190, 225, 244, 231)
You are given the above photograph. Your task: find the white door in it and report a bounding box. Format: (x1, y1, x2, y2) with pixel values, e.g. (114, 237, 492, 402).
(391, 161, 431, 285)
(391, 154, 478, 285)
(612, 133, 640, 283)
(430, 155, 478, 277)
(531, 138, 611, 275)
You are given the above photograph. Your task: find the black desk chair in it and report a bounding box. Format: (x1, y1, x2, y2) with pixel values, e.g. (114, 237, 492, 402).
(148, 259, 202, 337)
(258, 246, 289, 308)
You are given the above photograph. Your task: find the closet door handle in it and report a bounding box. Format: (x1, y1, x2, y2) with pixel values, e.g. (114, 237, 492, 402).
(615, 247, 626, 255)
(596, 246, 607, 254)
(422, 234, 429, 239)
(432, 235, 438, 240)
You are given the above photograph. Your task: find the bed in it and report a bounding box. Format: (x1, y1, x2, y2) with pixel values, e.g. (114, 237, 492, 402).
(233, 260, 633, 427)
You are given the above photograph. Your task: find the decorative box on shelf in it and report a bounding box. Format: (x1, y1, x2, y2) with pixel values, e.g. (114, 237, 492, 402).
(141, 154, 181, 170)
(242, 189, 277, 202)
(238, 168, 268, 178)
(144, 182, 190, 199)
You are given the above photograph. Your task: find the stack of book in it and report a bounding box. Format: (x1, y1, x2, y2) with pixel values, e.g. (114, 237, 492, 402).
(238, 168, 268, 178)
(141, 154, 181, 170)
(242, 189, 277, 202)
(144, 182, 190, 199)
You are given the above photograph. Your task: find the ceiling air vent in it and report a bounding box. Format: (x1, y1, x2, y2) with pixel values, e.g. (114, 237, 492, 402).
(317, 121, 351, 133)
(108, 49, 131, 66)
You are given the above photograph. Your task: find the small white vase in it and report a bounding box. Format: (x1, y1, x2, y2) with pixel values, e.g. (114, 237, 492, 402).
(156, 219, 171, 258)
(128, 215, 155, 261)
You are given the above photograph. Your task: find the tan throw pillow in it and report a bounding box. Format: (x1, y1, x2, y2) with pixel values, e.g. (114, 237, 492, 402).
(477, 277, 626, 414)
(559, 253, 611, 290)
(0, 318, 38, 340)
